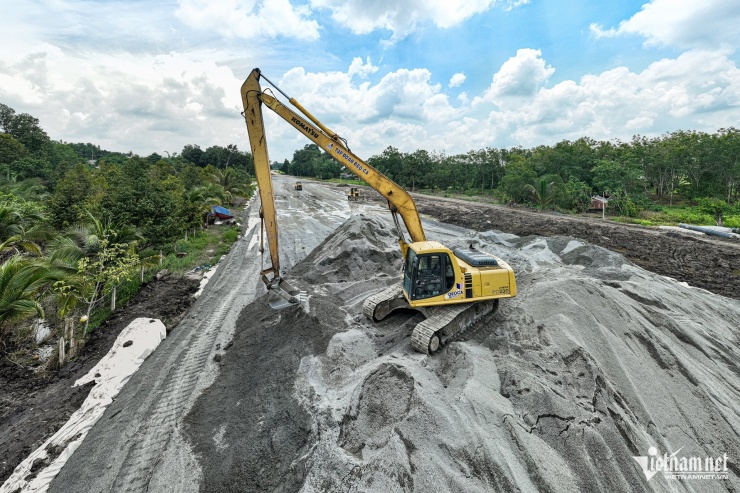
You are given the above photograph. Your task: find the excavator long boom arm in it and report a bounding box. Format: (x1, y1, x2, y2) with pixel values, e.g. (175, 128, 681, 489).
(241, 68, 426, 251)
(241, 68, 303, 307)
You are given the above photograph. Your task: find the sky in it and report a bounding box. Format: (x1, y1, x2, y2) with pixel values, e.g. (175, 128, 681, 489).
(1, 0, 739, 162)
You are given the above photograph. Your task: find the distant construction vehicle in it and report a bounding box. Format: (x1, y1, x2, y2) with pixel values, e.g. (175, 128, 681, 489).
(294, 181, 302, 191)
(347, 187, 361, 201)
(241, 68, 516, 354)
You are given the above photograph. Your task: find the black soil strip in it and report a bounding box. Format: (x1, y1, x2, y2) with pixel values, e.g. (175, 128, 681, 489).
(0, 274, 199, 485)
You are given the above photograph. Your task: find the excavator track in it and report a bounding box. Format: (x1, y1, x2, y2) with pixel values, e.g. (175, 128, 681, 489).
(362, 284, 406, 321)
(363, 285, 500, 355)
(411, 299, 499, 354)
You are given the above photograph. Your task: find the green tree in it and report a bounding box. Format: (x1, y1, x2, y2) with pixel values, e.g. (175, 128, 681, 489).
(49, 163, 99, 229)
(592, 159, 644, 195)
(500, 157, 537, 203)
(559, 178, 593, 212)
(367, 146, 404, 182)
(183, 185, 224, 227)
(697, 197, 730, 226)
(713, 128, 740, 203)
(210, 167, 252, 204)
(6, 112, 50, 154)
(0, 134, 28, 165)
(181, 144, 204, 166)
(0, 205, 49, 257)
(6, 156, 50, 182)
(50, 212, 141, 332)
(98, 157, 184, 246)
(0, 104, 15, 133)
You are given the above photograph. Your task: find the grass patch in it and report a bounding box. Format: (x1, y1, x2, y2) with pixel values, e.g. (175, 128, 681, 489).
(633, 206, 732, 226)
(613, 217, 655, 226)
(162, 225, 241, 274)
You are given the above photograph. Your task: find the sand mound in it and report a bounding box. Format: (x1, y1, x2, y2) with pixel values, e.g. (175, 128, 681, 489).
(185, 215, 740, 492)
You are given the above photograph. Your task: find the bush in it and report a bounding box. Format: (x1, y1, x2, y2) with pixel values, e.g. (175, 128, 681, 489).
(724, 215, 740, 228)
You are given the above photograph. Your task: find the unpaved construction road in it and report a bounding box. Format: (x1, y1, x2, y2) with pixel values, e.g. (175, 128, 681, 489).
(45, 176, 353, 492)
(6, 176, 738, 492)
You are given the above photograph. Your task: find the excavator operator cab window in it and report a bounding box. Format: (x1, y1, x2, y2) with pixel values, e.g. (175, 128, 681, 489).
(406, 252, 454, 300)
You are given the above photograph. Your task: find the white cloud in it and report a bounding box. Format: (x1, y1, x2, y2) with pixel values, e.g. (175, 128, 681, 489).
(478, 49, 740, 147)
(348, 57, 378, 79)
(476, 49, 555, 105)
(590, 0, 740, 50)
(279, 64, 441, 125)
(175, 0, 320, 40)
(309, 0, 526, 42)
(449, 73, 466, 88)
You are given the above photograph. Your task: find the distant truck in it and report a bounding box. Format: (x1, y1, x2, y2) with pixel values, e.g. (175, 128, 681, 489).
(294, 181, 303, 191)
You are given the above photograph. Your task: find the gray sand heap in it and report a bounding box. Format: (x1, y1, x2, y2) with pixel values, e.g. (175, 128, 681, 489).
(185, 214, 740, 493)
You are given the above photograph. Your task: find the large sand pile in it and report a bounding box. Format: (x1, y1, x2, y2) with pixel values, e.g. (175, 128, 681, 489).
(184, 214, 740, 492)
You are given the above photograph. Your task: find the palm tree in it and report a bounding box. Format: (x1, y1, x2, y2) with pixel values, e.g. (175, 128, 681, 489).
(524, 179, 559, 209)
(50, 211, 142, 260)
(210, 168, 250, 205)
(184, 184, 225, 227)
(0, 206, 52, 258)
(0, 257, 56, 341)
(48, 211, 142, 332)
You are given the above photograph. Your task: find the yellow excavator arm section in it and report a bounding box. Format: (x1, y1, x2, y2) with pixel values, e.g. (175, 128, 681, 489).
(241, 68, 426, 252)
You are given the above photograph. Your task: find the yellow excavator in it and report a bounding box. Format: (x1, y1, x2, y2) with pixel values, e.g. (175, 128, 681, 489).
(241, 68, 516, 354)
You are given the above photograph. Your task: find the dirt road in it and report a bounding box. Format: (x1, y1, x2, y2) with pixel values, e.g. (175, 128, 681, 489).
(46, 176, 352, 492)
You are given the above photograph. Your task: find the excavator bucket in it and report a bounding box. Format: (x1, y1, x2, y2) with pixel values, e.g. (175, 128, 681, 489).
(267, 278, 302, 310)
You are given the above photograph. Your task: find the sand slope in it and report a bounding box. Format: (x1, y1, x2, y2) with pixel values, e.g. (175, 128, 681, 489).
(185, 214, 740, 492)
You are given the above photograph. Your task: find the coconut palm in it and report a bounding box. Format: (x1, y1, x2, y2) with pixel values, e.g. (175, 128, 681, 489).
(48, 211, 142, 330)
(50, 211, 142, 261)
(184, 184, 225, 227)
(0, 256, 56, 340)
(524, 178, 559, 209)
(210, 168, 250, 205)
(0, 206, 52, 257)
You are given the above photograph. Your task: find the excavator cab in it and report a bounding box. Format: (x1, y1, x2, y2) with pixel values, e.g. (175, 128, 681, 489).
(404, 251, 456, 301)
(400, 241, 515, 308)
(348, 187, 360, 201)
(294, 181, 303, 191)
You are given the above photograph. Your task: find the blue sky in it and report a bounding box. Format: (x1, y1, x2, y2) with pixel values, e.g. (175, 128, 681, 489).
(1, 0, 738, 162)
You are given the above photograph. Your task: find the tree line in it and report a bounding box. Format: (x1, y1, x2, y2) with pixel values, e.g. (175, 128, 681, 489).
(0, 103, 255, 350)
(279, 128, 740, 217)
